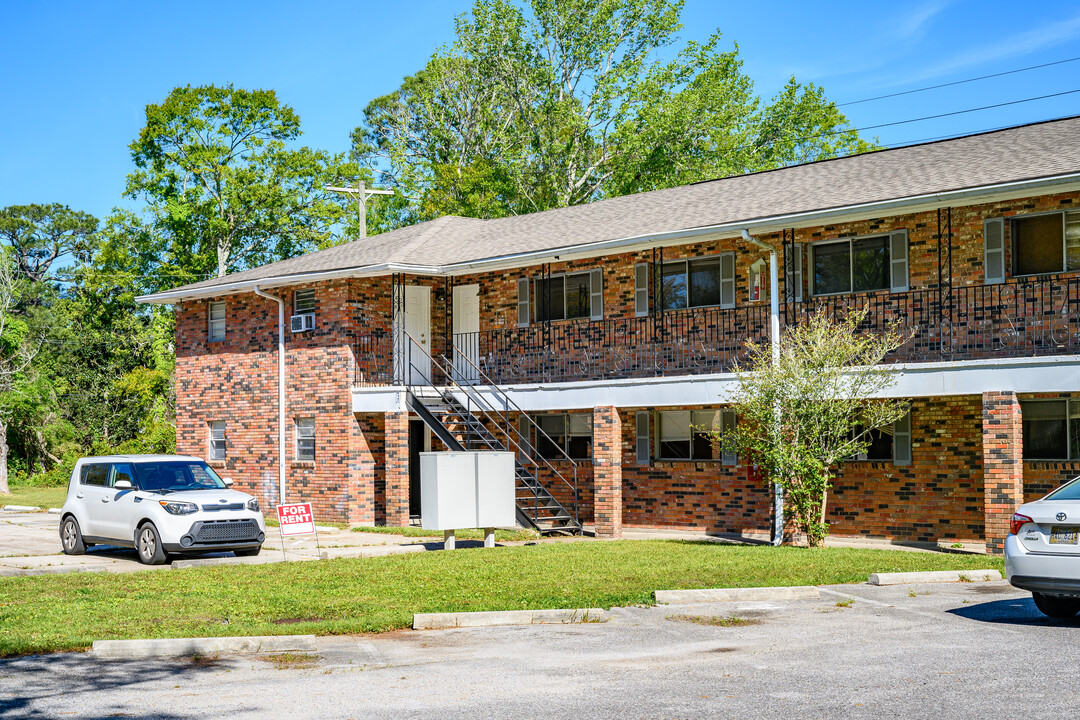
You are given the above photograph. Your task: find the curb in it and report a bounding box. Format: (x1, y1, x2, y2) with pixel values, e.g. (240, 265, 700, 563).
(413, 608, 608, 630)
(868, 569, 1001, 586)
(1, 505, 41, 512)
(0, 566, 107, 578)
(656, 586, 820, 604)
(92, 634, 318, 658)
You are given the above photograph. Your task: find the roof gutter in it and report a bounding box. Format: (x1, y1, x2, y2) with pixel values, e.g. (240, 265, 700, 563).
(136, 171, 1080, 304)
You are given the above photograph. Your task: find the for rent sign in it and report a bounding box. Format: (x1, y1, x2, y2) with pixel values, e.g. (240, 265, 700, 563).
(276, 502, 315, 536)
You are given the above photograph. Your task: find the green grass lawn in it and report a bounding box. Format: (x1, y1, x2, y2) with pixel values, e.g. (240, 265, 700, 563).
(0, 540, 1004, 657)
(0, 486, 67, 510)
(350, 526, 539, 542)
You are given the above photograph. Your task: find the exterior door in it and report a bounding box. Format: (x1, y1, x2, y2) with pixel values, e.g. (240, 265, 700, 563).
(452, 284, 480, 381)
(403, 285, 431, 385)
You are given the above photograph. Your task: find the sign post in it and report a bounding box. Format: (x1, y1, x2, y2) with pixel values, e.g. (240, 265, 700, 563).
(275, 502, 320, 561)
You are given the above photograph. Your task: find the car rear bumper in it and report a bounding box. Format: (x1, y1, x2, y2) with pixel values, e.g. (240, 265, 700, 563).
(1005, 534, 1080, 597)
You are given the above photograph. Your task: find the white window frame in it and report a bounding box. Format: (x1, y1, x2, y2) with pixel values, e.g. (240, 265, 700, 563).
(295, 418, 316, 462)
(533, 270, 602, 323)
(534, 413, 593, 460)
(1009, 210, 1080, 277)
(809, 232, 903, 297)
(1021, 398, 1079, 461)
(654, 409, 736, 464)
(659, 253, 736, 311)
(208, 421, 226, 461)
(294, 289, 316, 314)
(208, 301, 226, 342)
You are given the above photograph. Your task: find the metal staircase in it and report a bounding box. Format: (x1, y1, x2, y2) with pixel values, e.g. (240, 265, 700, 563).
(401, 337, 581, 535)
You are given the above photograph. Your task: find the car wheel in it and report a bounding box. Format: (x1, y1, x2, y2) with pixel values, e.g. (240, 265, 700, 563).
(60, 517, 86, 555)
(234, 546, 261, 557)
(1032, 592, 1080, 618)
(136, 523, 168, 565)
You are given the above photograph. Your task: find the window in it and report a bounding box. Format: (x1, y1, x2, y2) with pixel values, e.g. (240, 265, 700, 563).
(1022, 399, 1080, 460)
(208, 301, 226, 342)
(852, 427, 893, 461)
(532, 270, 602, 323)
(1011, 211, 1080, 276)
(80, 463, 109, 486)
(110, 464, 136, 489)
(294, 289, 315, 314)
(660, 254, 735, 310)
(656, 410, 736, 463)
(849, 412, 912, 465)
(295, 418, 316, 462)
(535, 413, 592, 460)
(208, 421, 226, 461)
(810, 231, 908, 296)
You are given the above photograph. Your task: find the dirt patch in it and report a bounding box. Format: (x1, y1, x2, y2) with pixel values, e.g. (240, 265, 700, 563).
(272, 617, 325, 625)
(258, 652, 319, 670)
(969, 584, 1016, 595)
(667, 614, 760, 627)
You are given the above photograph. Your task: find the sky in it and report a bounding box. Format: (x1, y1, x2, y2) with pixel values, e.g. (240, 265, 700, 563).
(2, 0, 1080, 223)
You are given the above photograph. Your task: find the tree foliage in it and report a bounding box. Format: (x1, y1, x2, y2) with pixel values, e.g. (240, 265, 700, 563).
(353, 0, 877, 230)
(0, 204, 98, 283)
(719, 311, 911, 547)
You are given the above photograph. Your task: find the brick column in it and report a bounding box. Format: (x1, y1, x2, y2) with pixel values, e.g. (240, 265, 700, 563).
(982, 391, 1024, 554)
(384, 411, 410, 527)
(592, 406, 622, 539)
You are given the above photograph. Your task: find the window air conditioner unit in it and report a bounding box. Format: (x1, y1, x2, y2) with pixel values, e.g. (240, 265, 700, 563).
(290, 314, 315, 333)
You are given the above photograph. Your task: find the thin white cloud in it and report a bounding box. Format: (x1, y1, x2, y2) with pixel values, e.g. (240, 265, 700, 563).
(896, 1, 950, 40)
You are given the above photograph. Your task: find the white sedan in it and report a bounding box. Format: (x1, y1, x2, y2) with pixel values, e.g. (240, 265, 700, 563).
(1006, 475, 1080, 618)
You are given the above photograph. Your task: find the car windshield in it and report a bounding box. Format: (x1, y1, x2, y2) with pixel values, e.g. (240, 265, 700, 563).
(1045, 475, 1080, 501)
(132, 461, 227, 494)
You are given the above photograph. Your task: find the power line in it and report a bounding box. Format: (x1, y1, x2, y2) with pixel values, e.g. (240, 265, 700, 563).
(839, 56, 1080, 107)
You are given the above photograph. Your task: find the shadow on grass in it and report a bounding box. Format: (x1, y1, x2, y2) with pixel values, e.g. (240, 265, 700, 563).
(0, 652, 246, 719)
(948, 597, 1080, 627)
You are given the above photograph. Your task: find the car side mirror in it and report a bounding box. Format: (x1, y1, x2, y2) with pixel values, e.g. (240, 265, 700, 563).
(115, 480, 132, 490)
(223, 478, 234, 486)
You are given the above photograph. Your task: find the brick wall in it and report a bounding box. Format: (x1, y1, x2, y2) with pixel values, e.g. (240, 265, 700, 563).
(593, 406, 622, 538)
(982, 391, 1024, 553)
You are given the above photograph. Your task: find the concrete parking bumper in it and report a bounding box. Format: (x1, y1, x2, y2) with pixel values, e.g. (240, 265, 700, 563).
(413, 608, 608, 629)
(868, 569, 1001, 585)
(655, 585, 821, 603)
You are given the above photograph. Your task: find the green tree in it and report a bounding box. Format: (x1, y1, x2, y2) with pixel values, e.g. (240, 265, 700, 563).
(119, 84, 358, 292)
(0, 250, 41, 493)
(353, 0, 877, 228)
(719, 311, 910, 547)
(0, 204, 98, 283)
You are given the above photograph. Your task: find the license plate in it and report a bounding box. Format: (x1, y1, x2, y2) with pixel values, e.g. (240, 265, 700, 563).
(1050, 527, 1080, 545)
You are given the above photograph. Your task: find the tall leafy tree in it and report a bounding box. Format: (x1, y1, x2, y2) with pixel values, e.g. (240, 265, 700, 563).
(353, 0, 877, 229)
(0, 204, 97, 283)
(120, 84, 358, 291)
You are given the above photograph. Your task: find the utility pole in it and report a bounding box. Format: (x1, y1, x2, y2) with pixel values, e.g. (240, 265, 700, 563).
(325, 178, 394, 239)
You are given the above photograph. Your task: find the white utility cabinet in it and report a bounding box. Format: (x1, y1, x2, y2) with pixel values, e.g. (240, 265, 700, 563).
(420, 451, 516, 548)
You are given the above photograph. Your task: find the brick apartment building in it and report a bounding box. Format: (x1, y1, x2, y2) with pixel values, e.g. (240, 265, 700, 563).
(139, 117, 1080, 553)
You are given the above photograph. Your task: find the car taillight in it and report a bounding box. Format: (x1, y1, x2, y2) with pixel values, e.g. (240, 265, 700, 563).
(1010, 513, 1033, 535)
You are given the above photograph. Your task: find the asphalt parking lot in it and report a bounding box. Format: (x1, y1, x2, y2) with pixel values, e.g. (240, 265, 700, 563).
(2, 579, 1076, 720)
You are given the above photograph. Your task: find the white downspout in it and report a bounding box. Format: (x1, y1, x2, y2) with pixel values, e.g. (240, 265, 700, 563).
(253, 286, 287, 506)
(741, 229, 784, 546)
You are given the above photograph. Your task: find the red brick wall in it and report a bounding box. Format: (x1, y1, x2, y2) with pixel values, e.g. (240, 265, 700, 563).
(982, 391, 1024, 553)
(593, 406, 622, 538)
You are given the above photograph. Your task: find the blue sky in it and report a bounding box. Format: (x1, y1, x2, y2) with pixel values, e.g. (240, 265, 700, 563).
(2, 0, 1080, 222)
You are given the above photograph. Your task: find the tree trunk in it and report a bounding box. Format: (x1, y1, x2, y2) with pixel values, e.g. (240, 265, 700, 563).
(0, 419, 9, 495)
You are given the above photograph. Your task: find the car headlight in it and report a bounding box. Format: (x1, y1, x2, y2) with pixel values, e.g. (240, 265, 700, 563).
(159, 500, 199, 515)
(246, 498, 259, 512)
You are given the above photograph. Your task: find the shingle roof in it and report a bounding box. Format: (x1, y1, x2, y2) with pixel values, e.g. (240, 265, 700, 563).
(146, 116, 1080, 299)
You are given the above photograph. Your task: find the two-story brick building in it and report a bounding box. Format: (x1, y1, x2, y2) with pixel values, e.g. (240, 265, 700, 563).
(139, 116, 1080, 552)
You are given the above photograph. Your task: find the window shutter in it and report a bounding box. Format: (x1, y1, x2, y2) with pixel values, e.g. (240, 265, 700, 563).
(590, 269, 604, 321)
(785, 243, 803, 302)
(984, 218, 1006, 284)
(721, 410, 737, 466)
(517, 414, 531, 462)
(635, 411, 650, 465)
(720, 252, 736, 309)
(517, 278, 530, 327)
(889, 230, 909, 292)
(634, 263, 649, 316)
(893, 411, 912, 466)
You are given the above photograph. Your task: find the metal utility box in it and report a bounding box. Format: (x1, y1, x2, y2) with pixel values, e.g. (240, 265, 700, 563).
(420, 451, 516, 531)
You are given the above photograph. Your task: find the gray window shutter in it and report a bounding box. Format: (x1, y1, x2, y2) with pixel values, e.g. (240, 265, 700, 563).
(721, 410, 737, 466)
(785, 243, 803, 302)
(893, 411, 912, 466)
(984, 218, 1006, 284)
(634, 263, 649, 316)
(517, 278, 530, 327)
(590, 269, 604, 321)
(517, 414, 530, 462)
(889, 230, 909, 292)
(635, 411, 650, 465)
(720, 252, 736, 309)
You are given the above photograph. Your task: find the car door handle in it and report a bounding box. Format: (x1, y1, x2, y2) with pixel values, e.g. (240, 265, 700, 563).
(101, 497, 110, 503)
(76, 493, 84, 499)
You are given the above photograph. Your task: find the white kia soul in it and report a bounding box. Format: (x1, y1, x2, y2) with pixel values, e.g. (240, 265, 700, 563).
(59, 454, 266, 565)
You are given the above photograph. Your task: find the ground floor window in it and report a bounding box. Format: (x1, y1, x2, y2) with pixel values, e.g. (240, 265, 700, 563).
(535, 413, 592, 460)
(655, 409, 736, 464)
(1022, 399, 1080, 460)
(296, 418, 316, 461)
(849, 412, 912, 465)
(208, 421, 226, 461)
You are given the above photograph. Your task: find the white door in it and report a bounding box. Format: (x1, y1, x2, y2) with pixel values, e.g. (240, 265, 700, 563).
(452, 284, 480, 381)
(402, 286, 431, 385)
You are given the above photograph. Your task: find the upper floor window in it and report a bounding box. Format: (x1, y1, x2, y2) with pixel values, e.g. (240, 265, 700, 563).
(294, 289, 315, 314)
(1011, 211, 1080, 276)
(535, 413, 592, 460)
(526, 269, 602, 324)
(810, 231, 908, 297)
(1022, 399, 1080, 460)
(208, 301, 226, 342)
(660, 254, 735, 310)
(208, 421, 226, 461)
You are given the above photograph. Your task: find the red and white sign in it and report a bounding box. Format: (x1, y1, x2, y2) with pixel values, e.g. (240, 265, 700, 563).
(276, 502, 315, 536)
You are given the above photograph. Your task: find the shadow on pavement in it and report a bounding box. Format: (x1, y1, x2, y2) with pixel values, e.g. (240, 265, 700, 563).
(416, 540, 501, 551)
(948, 597, 1080, 627)
(0, 652, 248, 719)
